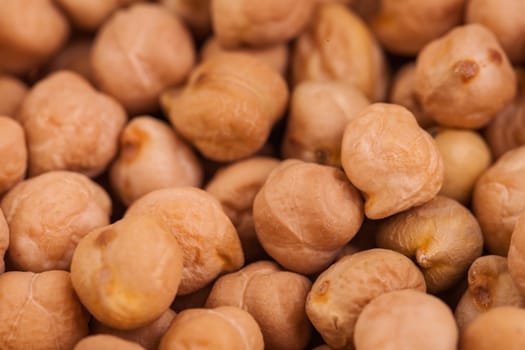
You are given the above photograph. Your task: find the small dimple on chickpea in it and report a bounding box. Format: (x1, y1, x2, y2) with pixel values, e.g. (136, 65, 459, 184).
(0, 209, 8, 273)
(74, 335, 146, 350)
(0, 116, 27, 196)
(0, 75, 27, 117)
(160, 0, 211, 39)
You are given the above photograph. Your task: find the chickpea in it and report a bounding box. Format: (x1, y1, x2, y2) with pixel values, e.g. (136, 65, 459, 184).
(253, 159, 364, 274)
(125, 187, 244, 295)
(206, 261, 312, 350)
(160, 0, 211, 39)
(159, 306, 264, 350)
(341, 103, 444, 219)
(0, 116, 27, 196)
(110, 116, 203, 206)
(281, 81, 370, 166)
(46, 38, 94, 84)
(91, 3, 195, 114)
(0, 75, 27, 117)
(172, 283, 213, 312)
(415, 24, 516, 129)
(167, 53, 288, 162)
(354, 290, 458, 350)
(17, 71, 126, 177)
(508, 212, 525, 295)
(70, 214, 183, 330)
(0, 0, 69, 75)
(292, 3, 388, 102)
(306, 248, 426, 349)
(473, 146, 525, 255)
(74, 335, 145, 350)
(0, 209, 8, 273)
(0, 270, 89, 350)
(205, 157, 280, 262)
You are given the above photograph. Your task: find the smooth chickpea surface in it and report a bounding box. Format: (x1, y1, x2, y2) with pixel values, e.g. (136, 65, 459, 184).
(91, 3, 195, 114)
(74, 335, 145, 350)
(341, 103, 444, 219)
(70, 215, 183, 330)
(1, 171, 111, 272)
(0, 75, 27, 117)
(206, 261, 312, 350)
(110, 116, 203, 206)
(0, 270, 89, 350)
(415, 24, 516, 129)
(282, 81, 370, 166)
(508, 212, 525, 296)
(161, 0, 211, 38)
(159, 306, 264, 350)
(0, 116, 27, 196)
(125, 187, 244, 295)
(0, 209, 8, 273)
(306, 248, 426, 350)
(354, 289, 458, 350)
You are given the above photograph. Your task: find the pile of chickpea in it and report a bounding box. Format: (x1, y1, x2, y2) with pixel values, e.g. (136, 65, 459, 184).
(1, 0, 525, 349)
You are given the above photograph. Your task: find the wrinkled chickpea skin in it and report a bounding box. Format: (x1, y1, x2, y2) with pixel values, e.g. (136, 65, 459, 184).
(508, 211, 525, 296)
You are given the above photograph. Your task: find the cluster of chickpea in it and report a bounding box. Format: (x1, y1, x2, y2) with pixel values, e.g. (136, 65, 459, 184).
(2, 0, 525, 349)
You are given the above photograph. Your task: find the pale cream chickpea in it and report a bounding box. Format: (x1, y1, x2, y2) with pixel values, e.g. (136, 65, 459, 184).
(0, 209, 8, 273)
(253, 159, 364, 275)
(0, 270, 89, 350)
(17, 70, 127, 177)
(354, 290, 458, 350)
(206, 261, 312, 350)
(1, 171, 111, 272)
(125, 187, 244, 295)
(508, 212, 525, 296)
(306, 248, 426, 349)
(46, 38, 94, 84)
(282, 81, 370, 166)
(110, 116, 203, 206)
(160, 0, 211, 38)
(91, 3, 195, 114)
(0, 75, 27, 117)
(74, 335, 145, 350)
(70, 214, 184, 330)
(159, 306, 264, 350)
(415, 24, 516, 129)
(0, 116, 27, 196)
(341, 103, 444, 219)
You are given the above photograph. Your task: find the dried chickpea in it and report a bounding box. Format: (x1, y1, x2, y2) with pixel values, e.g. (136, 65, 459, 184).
(1, 171, 111, 272)
(205, 157, 280, 262)
(74, 335, 145, 350)
(0, 75, 27, 117)
(110, 116, 203, 206)
(160, 0, 211, 38)
(167, 53, 288, 162)
(292, 3, 388, 102)
(415, 24, 516, 129)
(253, 160, 364, 275)
(46, 38, 94, 84)
(0, 209, 8, 273)
(17, 70, 126, 177)
(206, 261, 312, 350)
(91, 3, 195, 114)
(508, 212, 525, 295)
(0, 116, 27, 196)
(376, 196, 483, 293)
(125, 187, 244, 295)
(473, 146, 525, 255)
(460, 307, 525, 350)
(159, 306, 264, 350)
(282, 81, 370, 166)
(306, 248, 426, 349)
(0, 0, 69, 75)
(70, 215, 184, 330)
(341, 103, 444, 219)
(354, 290, 458, 350)
(455, 255, 525, 331)
(0, 270, 89, 350)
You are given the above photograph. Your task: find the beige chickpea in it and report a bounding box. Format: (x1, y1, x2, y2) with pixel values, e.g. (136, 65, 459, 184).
(282, 81, 370, 166)
(460, 307, 525, 350)
(0, 270, 89, 350)
(355, 290, 458, 350)
(306, 248, 426, 349)
(206, 261, 312, 350)
(125, 187, 244, 295)
(0, 75, 27, 117)
(75, 335, 145, 350)
(473, 146, 525, 255)
(110, 116, 202, 206)
(0, 209, 8, 273)
(466, 0, 525, 64)
(160, 0, 211, 39)
(292, 3, 388, 102)
(91, 3, 195, 114)
(415, 24, 516, 129)
(508, 212, 525, 295)
(341, 103, 444, 219)
(433, 128, 492, 204)
(0, 116, 27, 196)
(17, 71, 126, 177)
(253, 160, 364, 274)
(46, 38, 94, 84)
(455, 255, 525, 331)
(70, 215, 183, 330)
(1, 171, 111, 272)
(167, 53, 288, 162)
(159, 306, 264, 350)
(205, 157, 280, 262)
(0, 0, 69, 75)
(376, 196, 483, 293)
